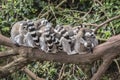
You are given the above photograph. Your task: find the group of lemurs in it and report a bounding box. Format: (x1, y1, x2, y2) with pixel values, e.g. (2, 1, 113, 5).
(10, 18, 98, 55)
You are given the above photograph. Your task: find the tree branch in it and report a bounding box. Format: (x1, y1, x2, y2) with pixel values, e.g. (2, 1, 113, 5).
(22, 67, 45, 80)
(0, 34, 15, 47)
(83, 15, 120, 33)
(94, 14, 120, 32)
(0, 57, 28, 78)
(0, 34, 120, 65)
(0, 50, 18, 58)
(91, 53, 118, 80)
(0, 33, 120, 78)
(17, 34, 120, 65)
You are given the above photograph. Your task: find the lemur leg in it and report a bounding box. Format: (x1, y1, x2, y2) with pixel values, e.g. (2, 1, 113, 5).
(60, 37, 76, 55)
(24, 33, 36, 47)
(74, 38, 87, 54)
(14, 34, 24, 46)
(39, 35, 47, 52)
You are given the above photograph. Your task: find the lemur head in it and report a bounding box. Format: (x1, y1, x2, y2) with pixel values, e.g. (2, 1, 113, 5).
(54, 24, 63, 32)
(80, 28, 97, 52)
(26, 20, 35, 32)
(19, 22, 28, 34)
(34, 18, 48, 29)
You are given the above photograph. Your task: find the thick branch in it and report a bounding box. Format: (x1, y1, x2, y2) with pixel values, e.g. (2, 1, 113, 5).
(0, 34, 15, 47)
(17, 35, 120, 64)
(0, 50, 18, 58)
(91, 53, 118, 80)
(0, 34, 120, 65)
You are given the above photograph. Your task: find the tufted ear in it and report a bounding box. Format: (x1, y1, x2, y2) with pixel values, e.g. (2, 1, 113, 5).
(91, 29, 96, 33)
(81, 28, 86, 36)
(35, 21, 41, 26)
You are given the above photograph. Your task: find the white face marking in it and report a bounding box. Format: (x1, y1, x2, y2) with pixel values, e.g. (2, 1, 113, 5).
(91, 29, 95, 32)
(91, 32, 94, 35)
(20, 23, 23, 26)
(54, 29, 58, 33)
(46, 37, 51, 41)
(46, 23, 52, 28)
(41, 20, 48, 26)
(30, 31, 36, 34)
(84, 42, 88, 47)
(85, 32, 91, 36)
(92, 43, 94, 48)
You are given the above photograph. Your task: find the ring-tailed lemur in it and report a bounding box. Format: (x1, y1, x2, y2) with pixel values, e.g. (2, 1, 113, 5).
(53, 24, 85, 55)
(23, 18, 48, 47)
(54, 24, 73, 52)
(10, 21, 28, 46)
(10, 18, 48, 47)
(39, 22, 57, 53)
(73, 28, 98, 54)
(24, 20, 39, 47)
(34, 18, 48, 30)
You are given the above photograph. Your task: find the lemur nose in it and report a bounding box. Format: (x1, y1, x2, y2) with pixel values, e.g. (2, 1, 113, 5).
(87, 42, 92, 47)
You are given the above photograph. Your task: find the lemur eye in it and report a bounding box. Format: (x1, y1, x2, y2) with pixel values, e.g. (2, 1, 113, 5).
(23, 26, 26, 29)
(91, 34, 95, 38)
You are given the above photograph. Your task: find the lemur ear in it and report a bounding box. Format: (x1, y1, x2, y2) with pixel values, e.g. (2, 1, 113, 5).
(82, 28, 85, 34)
(91, 29, 95, 33)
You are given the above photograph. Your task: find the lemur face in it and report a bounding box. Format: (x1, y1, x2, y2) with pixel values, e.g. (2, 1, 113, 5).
(34, 18, 48, 30)
(19, 22, 28, 34)
(82, 29, 96, 52)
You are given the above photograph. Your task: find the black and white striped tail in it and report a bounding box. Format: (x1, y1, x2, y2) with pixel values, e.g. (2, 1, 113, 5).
(44, 23, 56, 53)
(54, 25, 71, 51)
(27, 21, 40, 46)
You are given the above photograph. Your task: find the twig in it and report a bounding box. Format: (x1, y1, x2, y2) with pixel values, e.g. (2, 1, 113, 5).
(83, 23, 98, 27)
(39, 0, 67, 18)
(57, 64, 65, 80)
(38, 6, 48, 18)
(22, 67, 45, 80)
(83, 14, 120, 31)
(81, 6, 93, 19)
(96, 37, 107, 42)
(94, 14, 120, 33)
(50, 6, 57, 20)
(0, 57, 28, 78)
(55, 0, 67, 8)
(114, 59, 120, 73)
(95, 0, 116, 35)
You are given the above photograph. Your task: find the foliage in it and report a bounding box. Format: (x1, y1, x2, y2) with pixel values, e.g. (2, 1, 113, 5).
(0, 0, 120, 80)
